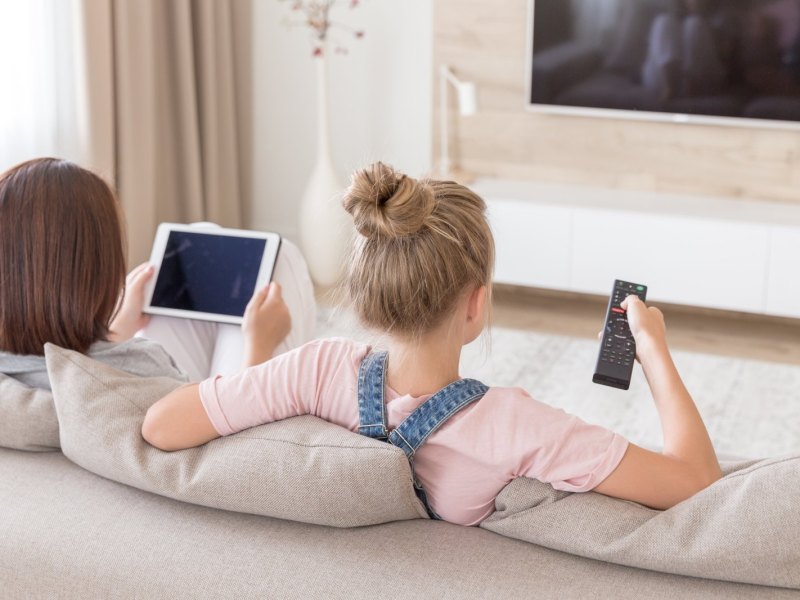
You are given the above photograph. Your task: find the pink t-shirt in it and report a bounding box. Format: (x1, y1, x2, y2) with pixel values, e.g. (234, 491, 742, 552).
(199, 338, 628, 526)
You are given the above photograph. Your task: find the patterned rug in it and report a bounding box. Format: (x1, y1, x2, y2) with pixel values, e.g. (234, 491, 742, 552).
(317, 309, 800, 459)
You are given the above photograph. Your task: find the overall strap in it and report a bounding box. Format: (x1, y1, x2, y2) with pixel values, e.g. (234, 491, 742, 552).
(388, 378, 489, 459)
(356, 351, 489, 520)
(357, 351, 389, 440)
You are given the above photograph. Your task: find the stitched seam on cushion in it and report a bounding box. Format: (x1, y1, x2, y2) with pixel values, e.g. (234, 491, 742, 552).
(487, 486, 658, 526)
(721, 456, 797, 480)
(53, 351, 155, 413)
(215, 434, 409, 454)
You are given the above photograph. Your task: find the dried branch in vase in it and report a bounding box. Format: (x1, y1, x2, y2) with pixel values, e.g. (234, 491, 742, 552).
(278, 0, 366, 57)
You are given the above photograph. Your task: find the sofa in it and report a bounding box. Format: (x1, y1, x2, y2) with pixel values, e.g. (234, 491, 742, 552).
(2, 447, 798, 600)
(1, 345, 797, 599)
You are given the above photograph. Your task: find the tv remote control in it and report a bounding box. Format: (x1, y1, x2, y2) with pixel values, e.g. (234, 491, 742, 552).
(592, 279, 647, 391)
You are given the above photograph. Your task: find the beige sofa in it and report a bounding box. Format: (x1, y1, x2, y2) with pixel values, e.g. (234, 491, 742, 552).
(1, 447, 796, 600)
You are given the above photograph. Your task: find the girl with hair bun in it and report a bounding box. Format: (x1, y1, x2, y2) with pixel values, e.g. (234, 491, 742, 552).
(144, 162, 722, 525)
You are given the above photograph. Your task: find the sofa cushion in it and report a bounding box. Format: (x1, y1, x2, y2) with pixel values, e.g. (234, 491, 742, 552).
(481, 458, 800, 589)
(0, 374, 59, 452)
(45, 343, 428, 527)
(7, 448, 793, 600)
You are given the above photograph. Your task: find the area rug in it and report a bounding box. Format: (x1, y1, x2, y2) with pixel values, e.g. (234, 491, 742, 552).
(317, 309, 800, 459)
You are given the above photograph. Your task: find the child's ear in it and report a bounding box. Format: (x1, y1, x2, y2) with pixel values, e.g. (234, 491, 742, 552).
(466, 285, 487, 323)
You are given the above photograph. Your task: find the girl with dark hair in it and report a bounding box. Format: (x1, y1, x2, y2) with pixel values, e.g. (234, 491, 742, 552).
(0, 158, 314, 389)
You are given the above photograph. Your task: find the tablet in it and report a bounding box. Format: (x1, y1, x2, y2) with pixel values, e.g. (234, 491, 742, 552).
(143, 223, 281, 325)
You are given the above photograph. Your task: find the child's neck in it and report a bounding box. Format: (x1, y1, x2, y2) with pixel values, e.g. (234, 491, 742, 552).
(386, 326, 462, 398)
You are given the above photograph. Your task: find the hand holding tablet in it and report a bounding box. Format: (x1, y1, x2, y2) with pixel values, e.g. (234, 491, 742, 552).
(143, 223, 282, 325)
(241, 280, 292, 366)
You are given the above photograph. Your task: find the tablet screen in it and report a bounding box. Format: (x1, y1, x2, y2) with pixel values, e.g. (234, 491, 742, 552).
(150, 231, 267, 317)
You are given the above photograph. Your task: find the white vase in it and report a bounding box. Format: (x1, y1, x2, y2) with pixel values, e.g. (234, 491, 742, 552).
(299, 54, 351, 288)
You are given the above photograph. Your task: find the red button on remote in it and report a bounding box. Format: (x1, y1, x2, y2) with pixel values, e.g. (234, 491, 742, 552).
(611, 308, 625, 314)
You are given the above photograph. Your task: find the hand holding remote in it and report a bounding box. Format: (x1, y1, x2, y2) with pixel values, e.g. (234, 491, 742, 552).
(593, 280, 647, 390)
(620, 295, 666, 361)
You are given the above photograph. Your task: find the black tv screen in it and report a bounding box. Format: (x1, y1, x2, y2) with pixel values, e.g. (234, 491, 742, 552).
(529, 0, 800, 125)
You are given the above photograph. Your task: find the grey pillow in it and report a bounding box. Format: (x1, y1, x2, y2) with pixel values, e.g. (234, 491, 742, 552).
(0, 374, 60, 452)
(481, 458, 800, 590)
(45, 343, 429, 527)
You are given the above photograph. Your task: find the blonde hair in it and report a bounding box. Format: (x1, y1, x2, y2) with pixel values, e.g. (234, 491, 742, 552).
(342, 162, 494, 339)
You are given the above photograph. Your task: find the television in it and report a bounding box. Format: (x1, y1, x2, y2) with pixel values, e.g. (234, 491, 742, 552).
(528, 0, 800, 128)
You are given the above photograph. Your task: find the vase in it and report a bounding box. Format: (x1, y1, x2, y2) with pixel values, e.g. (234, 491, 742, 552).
(298, 53, 351, 288)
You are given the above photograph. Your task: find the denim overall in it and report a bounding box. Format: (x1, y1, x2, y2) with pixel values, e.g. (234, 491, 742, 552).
(357, 351, 489, 519)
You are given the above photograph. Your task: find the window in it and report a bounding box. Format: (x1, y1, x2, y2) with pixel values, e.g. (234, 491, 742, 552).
(0, 0, 80, 169)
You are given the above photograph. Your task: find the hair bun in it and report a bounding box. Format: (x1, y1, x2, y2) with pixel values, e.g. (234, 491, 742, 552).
(343, 162, 435, 239)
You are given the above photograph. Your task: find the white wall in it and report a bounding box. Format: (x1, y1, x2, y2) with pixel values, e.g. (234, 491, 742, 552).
(251, 0, 433, 240)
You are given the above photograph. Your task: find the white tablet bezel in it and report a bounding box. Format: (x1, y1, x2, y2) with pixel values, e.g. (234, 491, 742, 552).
(143, 223, 282, 325)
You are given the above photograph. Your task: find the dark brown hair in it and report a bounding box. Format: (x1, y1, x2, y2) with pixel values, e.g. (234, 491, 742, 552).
(0, 158, 127, 355)
(342, 162, 494, 339)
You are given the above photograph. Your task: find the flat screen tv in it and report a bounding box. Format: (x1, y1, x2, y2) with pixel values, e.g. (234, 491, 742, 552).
(528, 0, 800, 128)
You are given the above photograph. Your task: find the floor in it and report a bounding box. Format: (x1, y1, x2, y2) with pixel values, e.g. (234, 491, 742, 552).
(317, 285, 800, 456)
(319, 284, 800, 365)
(490, 285, 800, 366)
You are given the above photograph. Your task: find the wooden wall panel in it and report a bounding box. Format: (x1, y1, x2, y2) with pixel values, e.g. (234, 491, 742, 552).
(433, 0, 800, 203)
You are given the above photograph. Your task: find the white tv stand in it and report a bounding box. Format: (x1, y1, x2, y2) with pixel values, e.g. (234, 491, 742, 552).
(472, 179, 800, 319)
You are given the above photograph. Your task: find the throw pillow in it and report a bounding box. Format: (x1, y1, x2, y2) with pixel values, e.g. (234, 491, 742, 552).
(0, 374, 59, 451)
(45, 343, 428, 528)
(481, 458, 800, 589)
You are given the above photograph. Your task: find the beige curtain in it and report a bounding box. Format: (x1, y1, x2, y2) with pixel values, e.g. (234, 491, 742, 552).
(79, 0, 253, 264)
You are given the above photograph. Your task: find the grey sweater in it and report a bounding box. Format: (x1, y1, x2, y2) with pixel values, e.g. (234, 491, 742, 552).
(0, 337, 189, 391)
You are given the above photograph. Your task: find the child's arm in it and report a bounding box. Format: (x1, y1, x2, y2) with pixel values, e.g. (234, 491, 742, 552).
(142, 339, 360, 452)
(593, 295, 723, 509)
(142, 282, 292, 451)
(141, 384, 218, 451)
